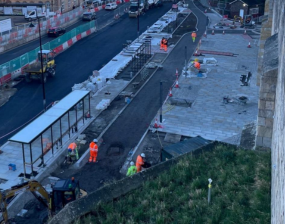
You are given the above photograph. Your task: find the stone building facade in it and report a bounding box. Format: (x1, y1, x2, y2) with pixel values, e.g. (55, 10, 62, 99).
(256, 0, 285, 223)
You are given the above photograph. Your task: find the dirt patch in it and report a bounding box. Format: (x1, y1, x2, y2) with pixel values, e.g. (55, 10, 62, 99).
(0, 85, 17, 107)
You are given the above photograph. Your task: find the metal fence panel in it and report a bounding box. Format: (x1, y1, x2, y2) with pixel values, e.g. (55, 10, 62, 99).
(42, 42, 51, 50)
(10, 58, 21, 71)
(0, 62, 11, 77)
(0, 12, 97, 82)
(20, 54, 29, 67)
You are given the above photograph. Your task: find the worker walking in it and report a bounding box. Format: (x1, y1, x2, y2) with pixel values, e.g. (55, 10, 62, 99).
(67, 142, 79, 161)
(191, 31, 197, 42)
(136, 153, 145, 172)
(89, 139, 98, 163)
(126, 161, 137, 176)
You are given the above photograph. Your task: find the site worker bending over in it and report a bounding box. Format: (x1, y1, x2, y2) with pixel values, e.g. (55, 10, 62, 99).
(126, 161, 137, 176)
(89, 139, 98, 163)
(68, 142, 79, 160)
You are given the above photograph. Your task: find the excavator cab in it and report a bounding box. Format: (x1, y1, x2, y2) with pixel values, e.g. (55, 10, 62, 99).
(50, 178, 82, 214)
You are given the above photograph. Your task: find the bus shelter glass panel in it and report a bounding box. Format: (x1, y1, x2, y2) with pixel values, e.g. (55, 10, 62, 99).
(60, 113, 70, 143)
(42, 127, 53, 164)
(30, 135, 43, 169)
(68, 106, 77, 133)
(51, 119, 62, 153)
(83, 94, 90, 117)
(22, 143, 32, 175)
(76, 99, 84, 125)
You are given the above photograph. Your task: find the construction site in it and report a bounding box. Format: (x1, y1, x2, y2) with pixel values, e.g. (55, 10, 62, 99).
(1, 0, 285, 223)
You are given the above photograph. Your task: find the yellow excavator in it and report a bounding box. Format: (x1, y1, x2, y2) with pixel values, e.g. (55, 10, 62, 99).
(24, 50, 56, 83)
(0, 178, 86, 224)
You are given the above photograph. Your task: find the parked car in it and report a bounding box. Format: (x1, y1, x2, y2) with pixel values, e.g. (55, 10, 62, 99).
(47, 27, 66, 37)
(105, 2, 117, 10)
(82, 12, 97, 21)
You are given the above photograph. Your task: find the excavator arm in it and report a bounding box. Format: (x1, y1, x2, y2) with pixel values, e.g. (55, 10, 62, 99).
(0, 181, 50, 224)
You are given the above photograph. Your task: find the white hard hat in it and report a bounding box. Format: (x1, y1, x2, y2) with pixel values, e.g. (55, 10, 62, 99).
(141, 153, 145, 158)
(130, 161, 134, 166)
(93, 139, 98, 143)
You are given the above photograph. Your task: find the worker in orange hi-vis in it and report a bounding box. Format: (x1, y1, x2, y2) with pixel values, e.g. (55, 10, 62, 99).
(162, 38, 168, 52)
(191, 31, 197, 42)
(136, 153, 145, 172)
(89, 139, 98, 163)
(160, 37, 165, 50)
(193, 58, 201, 70)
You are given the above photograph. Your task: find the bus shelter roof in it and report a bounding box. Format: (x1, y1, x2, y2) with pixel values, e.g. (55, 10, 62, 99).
(9, 90, 89, 144)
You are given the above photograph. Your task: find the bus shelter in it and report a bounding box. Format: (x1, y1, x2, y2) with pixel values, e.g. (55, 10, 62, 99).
(9, 90, 91, 178)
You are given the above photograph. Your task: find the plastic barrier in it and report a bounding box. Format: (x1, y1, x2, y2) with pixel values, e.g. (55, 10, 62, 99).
(0, 20, 96, 85)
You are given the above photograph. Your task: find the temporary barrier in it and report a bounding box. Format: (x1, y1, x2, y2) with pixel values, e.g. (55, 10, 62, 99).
(0, 20, 96, 85)
(0, 7, 84, 48)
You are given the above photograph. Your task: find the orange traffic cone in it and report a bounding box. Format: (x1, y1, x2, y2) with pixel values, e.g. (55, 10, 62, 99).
(153, 119, 159, 128)
(247, 42, 251, 48)
(244, 29, 247, 35)
(193, 49, 199, 56)
(223, 30, 225, 35)
(169, 88, 173, 97)
(203, 30, 207, 37)
(175, 68, 179, 77)
(175, 79, 179, 88)
(212, 29, 215, 35)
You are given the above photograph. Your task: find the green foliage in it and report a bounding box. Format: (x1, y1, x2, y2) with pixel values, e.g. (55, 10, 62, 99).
(79, 144, 271, 223)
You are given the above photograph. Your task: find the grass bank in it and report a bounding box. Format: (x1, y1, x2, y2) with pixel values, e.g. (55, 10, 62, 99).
(77, 144, 271, 224)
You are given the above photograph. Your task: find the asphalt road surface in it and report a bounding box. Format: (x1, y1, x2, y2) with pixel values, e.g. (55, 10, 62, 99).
(0, 3, 173, 145)
(0, 4, 130, 64)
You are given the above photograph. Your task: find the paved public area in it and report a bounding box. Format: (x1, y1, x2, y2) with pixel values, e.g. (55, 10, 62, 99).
(155, 33, 259, 143)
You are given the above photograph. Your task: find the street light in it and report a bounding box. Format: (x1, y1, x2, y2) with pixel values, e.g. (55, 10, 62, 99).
(159, 80, 167, 123)
(35, 10, 47, 111)
(137, 0, 140, 39)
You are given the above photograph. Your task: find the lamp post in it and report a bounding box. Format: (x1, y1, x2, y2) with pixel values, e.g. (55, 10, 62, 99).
(36, 10, 47, 111)
(160, 81, 163, 123)
(137, 0, 140, 39)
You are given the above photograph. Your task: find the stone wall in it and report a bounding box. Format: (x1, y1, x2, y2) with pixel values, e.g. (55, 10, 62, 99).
(255, 33, 278, 149)
(271, 0, 285, 223)
(48, 142, 217, 224)
(256, 0, 273, 86)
